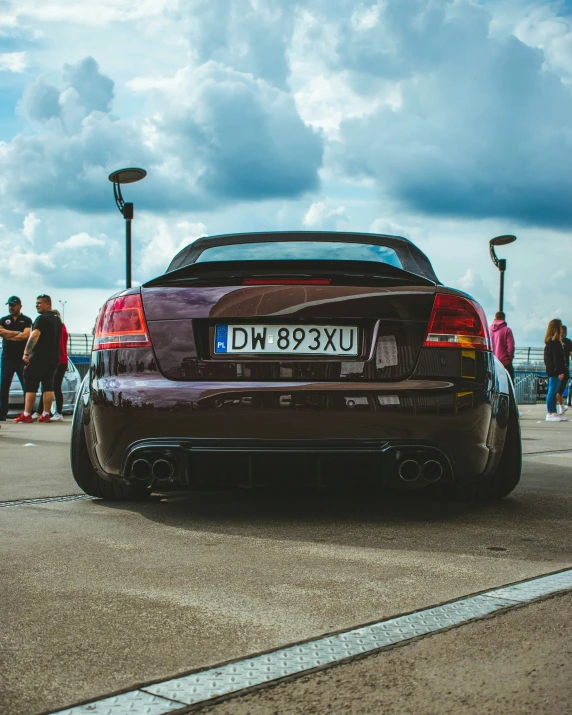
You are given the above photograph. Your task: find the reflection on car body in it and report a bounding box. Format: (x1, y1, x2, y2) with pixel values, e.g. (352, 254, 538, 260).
(70, 231, 521, 502)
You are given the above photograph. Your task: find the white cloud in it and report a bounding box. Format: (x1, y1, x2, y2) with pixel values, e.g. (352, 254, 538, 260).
(138, 219, 208, 276)
(303, 199, 350, 230)
(22, 212, 40, 242)
(0, 51, 27, 72)
(5, 0, 176, 26)
(55, 232, 105, 249)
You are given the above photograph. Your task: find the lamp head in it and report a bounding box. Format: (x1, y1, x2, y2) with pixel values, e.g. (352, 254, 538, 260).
(490, 234, 517, 247)
(108, 168, 147, 184)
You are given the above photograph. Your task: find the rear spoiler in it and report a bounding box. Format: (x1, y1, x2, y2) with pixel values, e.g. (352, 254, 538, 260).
(143, 260, 437, 288)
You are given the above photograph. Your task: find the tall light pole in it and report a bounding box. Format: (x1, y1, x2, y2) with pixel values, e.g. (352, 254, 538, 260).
(489, 234, 517, 313)
(108, 167, 147, 289)
(58, 300, 67, 323)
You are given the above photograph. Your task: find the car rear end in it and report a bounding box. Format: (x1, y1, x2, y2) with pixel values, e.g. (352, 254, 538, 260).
(84, 234, 506, 493)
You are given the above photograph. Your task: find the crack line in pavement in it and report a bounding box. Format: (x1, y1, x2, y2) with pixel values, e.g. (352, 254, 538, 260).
(46, 568, 572, 715)
(0, 494, 92, 508)
(523, 449, 572, 457)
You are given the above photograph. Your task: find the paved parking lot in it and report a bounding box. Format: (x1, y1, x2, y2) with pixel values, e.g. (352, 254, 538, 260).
(0, 405, 571, 714)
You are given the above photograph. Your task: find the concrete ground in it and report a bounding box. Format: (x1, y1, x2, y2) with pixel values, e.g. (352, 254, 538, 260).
(201, 592, 572, 715)
(0, 404, 571, 714)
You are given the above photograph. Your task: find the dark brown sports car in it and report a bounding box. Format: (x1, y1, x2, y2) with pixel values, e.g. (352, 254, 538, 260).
(71, 231, 521, 500)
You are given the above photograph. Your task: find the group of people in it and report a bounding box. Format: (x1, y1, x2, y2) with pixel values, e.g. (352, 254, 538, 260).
(0, 295, 69, 424)
(489, 311, 571, 422)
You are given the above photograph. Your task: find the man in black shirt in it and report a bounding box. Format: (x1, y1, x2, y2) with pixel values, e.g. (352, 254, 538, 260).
(0, 296, 33, 421)
(14, 294, 62, 424)
(557, 324, 572, 413)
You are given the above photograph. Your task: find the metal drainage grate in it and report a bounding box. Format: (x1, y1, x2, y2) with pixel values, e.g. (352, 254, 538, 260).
(50, 568, 572, 715)
(0, 494, 93, 508)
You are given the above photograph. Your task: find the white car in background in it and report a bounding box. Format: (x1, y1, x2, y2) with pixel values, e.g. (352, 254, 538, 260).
(5, 357, 81, 416)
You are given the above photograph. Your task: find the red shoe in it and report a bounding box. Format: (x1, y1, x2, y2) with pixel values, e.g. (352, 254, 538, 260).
(37, 414, 51, 423)
(14, 413, 33, 423)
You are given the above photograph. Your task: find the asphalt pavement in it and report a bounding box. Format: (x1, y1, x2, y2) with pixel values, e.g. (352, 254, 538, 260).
(0, 404, 571, 715)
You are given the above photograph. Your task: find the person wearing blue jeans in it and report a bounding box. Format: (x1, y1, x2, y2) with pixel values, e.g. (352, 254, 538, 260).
(544, 318, 567, 422)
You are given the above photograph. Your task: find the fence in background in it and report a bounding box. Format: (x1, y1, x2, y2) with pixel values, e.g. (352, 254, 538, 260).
(513, 372, 538, 404)
(67, 337, 567, 402)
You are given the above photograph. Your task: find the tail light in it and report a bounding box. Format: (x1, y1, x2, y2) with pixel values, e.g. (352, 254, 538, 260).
(423, 293, 490, 351)
(93, 293, 151, 350)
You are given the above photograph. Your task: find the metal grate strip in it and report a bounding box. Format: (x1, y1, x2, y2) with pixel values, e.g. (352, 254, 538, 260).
(0, 495, 92, 508)
(48, 568, 572, 715)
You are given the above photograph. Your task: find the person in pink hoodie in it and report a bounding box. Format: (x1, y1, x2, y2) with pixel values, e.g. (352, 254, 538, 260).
(490, 311, 515, 381)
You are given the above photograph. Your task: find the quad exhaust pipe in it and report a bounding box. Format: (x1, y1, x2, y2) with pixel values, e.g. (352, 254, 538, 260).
(397, 458, 444, 483)
(131, 457, 175, 481)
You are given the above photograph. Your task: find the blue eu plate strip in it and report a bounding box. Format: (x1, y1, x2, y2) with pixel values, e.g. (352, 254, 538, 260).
(214, 324, 228, 354)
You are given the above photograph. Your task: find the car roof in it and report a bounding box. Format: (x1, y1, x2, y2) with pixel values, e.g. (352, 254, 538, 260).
(166, 231, 440, 283)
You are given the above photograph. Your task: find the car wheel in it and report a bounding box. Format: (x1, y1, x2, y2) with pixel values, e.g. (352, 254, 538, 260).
(70, 396, 151, 501)
(455, 395, 522, 501)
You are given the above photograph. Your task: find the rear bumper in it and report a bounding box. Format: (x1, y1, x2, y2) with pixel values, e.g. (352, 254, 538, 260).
(122, 437, 455, 490)
(86, 375, 499, 485)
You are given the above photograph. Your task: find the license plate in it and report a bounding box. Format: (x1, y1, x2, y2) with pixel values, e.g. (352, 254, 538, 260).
(214, 324, 359, 356)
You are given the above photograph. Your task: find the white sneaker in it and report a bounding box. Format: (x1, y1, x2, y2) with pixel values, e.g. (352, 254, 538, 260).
(562, 405, 569, 413)
(546, 413, 566, 422)
(51, 413, 63, 421)
(31, 412, 41, 420)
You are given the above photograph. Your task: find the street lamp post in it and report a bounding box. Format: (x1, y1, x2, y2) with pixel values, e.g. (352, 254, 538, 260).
(108, 168, 147, 289)
(489, 234, 517, 313)
(58, 300, 67, 323)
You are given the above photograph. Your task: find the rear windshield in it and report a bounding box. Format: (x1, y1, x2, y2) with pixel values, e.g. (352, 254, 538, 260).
(194, 241, 403, 268)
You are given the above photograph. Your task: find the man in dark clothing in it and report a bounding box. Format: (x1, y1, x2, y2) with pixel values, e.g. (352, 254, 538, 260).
(557, 324, 572, 413)
(14, 294, 62, 424)
(0, 296, 32, 421)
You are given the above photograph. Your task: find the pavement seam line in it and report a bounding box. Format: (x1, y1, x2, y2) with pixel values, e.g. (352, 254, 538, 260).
(46, 567, 572, 715)
(0, 494, 92, 508)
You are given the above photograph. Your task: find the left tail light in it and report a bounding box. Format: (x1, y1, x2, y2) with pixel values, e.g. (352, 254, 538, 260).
(93, 293, 151, 350)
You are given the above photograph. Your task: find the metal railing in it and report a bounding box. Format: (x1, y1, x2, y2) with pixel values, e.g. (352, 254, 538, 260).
(68, 333, 93, 356)
(66, 337, 550, 364)
(513, 347, 545, 371)
(513, 372, 538, 404)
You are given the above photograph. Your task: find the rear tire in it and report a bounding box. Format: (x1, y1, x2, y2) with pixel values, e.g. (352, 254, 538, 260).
(455, 395, 521, 501)
(70, 394, 151, 501)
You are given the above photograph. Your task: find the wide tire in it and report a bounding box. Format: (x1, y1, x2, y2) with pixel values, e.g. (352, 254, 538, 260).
(70, 395, 151, 501)
(455, 395, 522, 501)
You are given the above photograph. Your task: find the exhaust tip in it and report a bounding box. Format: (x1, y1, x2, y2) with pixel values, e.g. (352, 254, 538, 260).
(131, 459, 152, 480)
(152, 458, 175, 481)
(398, 459, 421, 482)
(422, 460, 443, 483)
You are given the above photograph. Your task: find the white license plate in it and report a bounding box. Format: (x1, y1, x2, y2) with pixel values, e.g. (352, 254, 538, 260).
(214, 324, 359, 356)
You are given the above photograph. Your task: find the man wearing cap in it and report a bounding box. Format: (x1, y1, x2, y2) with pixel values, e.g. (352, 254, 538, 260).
(0, 297, 33, 421)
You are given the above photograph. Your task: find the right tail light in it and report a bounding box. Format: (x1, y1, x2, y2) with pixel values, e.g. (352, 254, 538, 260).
(423, 293, 491, 351)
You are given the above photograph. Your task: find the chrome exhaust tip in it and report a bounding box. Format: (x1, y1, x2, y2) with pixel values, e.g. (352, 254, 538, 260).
(398, 459, 421, 482)
(152, 458, 175, 481)
(422, 460, 443, 483)
(131, 459, 152, 480)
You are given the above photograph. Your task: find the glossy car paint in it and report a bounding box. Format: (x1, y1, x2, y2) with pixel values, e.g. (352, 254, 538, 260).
(80, 232, 514, 492)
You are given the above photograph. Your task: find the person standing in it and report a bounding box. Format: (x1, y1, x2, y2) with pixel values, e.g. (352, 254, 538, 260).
(14, 295, 62, 424)
(490, 311, 515, 381)
(556, 324, 572, 414)
(0, 297, 32, 421)
(35, 309, 68, 421)
(544, 318, 567, 423)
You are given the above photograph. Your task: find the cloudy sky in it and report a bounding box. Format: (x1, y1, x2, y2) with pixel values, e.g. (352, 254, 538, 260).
(1, 0, 571, 343)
